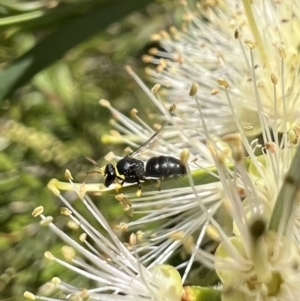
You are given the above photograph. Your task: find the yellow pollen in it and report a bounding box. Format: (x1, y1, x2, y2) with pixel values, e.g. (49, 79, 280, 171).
(136, 189, 142, 198)
(79, 233, 87, 242)
(159, 30, 170, 39)
(129, 233, 137, 246)
(151, 84, 161, 93)
(142, 54, 154, 63)
(80, 289, 89, 299)
(265, 142, 276, 153)
(237, 186, 246, 198)
(176, 54, 184, 64)
(217, 79, 229, 88)
(78, 183, 87, 200)
(64, 169, 73, 180)
(183, 236, 195, 254)
(32, 206, 44, 217)
(40, 216, 53, 226)
(44, 251, 55, 260)
(150, 33, 161, 41)
(115, 222, 128, 231)
(47, 182, 60, 196)
(278, 45, 287, 59)
(211, 88, 219, 95)
(179, 0, 188, 7)
(223, 133, 243, 162)
(207, 141, 225, 165)
(244, 39, 256, 49)
(156, 64, 164, 73)
(169, 230, 185, 240)
(149, 47, 158, 55)
(270, 73, 278, 85)
(221, 196, 233, 214)
(62, 246, 76, 261)
(23, 291, 36, 300)
(60, 207, 72, 216)
(115, 182, 123, 192)
(159, 58, 168, 69)
(169, 26, 177, 34)
(180, 148, 190, 165)
(67, 221, 78, 230)
(189, 82, 198, 96)
(153, 123, 162, 130)
(206, 225, 221, 242)
(169, 102, 177, 112)
(51, 277, 61, 284)
(234, 29, 240, 39)
(136, 230, 143, 241)
(99, 99, 111, 107)
(130, 108, 138, 117)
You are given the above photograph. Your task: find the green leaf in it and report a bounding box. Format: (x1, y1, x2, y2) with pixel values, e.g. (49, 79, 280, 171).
(0, 0, 152, 102)
(183, 286, 221, 301)
(268, 143, 300, 232)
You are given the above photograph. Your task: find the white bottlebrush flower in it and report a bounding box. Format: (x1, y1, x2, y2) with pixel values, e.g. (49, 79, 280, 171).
(24, 180, 183, 301)
(97, 0, 300, 298)
(98, 91, 225, 271)
(145, 0, 300, 136)
(48, 89, 224, 277)
(198, 127, 300, 301)
(26, 0, 300, 300)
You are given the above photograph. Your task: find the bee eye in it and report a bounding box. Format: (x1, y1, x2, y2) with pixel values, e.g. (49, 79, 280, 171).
(104, 164, 116, 187)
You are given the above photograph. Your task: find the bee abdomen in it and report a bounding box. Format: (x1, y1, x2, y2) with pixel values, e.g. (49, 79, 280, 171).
(145, 156, 186, 178)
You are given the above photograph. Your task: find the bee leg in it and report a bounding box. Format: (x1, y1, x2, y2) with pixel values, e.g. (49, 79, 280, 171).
(115, 179, 125, 192)
(136, 180, 142, 198)
(154, 179, 161, 191)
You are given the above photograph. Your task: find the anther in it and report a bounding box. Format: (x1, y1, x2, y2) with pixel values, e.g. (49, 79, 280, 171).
(278, 46, 286, 59)
(142, 55, 154, 63)
(47, 181, 61, 196)
(129, 233, 137, 246)
(40, 216, 53, 226)
(115, 222, 128, 231)
(217, 79, 229, 88)
(211, 88, 219, 95)
(244, 39, 256, 49)
(44, 251, 55, 260)
(189, 82, 198, 96)
(79, 233, 87, 242)
(62, 246, 76, 261)
(51, 277, 61, 284)
(23, 291, 36, 300)
(180, 148, 190, 165)
(151, 84, 161, 94)
(149, 48, 159, 55)
(270, 73, 278, 85)
(32, 206, 44, 217)
(60, 207, 72, 216)
(169, 102, 177, 113)
(130, 108, 138, 117)
(249, 219, 266, 240)
(206, 225, 221, 242)
(64, 169, 73, 180)
(99, 99, 111, 107)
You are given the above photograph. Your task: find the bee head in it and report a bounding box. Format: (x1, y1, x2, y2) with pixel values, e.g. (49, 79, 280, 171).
(104, 164, 116, 187)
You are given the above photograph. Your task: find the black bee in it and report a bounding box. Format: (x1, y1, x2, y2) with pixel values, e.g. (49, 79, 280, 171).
(102, 130, 186, 196)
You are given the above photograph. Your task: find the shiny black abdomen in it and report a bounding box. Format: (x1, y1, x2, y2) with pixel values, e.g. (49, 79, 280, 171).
(116, 157, 145, 183)
(145, 156, 186, 178)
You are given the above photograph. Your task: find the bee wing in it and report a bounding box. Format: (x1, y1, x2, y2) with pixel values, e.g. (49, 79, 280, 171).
(129, 123, 166, 158)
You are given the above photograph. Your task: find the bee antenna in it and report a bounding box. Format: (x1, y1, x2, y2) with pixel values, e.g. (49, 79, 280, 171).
(86, 157, 99, 167)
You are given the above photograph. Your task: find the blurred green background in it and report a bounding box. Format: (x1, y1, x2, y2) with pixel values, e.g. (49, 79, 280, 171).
(0, 0, 183, 299)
